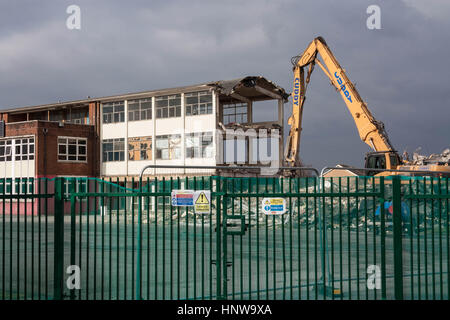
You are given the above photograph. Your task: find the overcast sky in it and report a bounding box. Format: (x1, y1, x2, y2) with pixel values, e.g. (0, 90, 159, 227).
(0, 0, 449, 169)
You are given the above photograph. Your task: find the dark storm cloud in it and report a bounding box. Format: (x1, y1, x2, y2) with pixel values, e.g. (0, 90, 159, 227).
(0, 0, 449, 168)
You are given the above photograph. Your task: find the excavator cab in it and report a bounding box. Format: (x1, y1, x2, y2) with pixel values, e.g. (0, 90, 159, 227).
(365, 151, 401, 175)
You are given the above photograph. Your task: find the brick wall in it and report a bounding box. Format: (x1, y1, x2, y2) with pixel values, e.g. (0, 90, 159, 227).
(5, 120, 98, 177)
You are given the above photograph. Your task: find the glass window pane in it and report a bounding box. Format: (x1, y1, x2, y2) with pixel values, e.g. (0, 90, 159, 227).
(199, 94, 212, 103)
(68, 145, 77, 155)
(103, 106, 113, 113)
(141, 101, 151, 110)
(186, 97, 198, 104)
(128, 102, 139, 111)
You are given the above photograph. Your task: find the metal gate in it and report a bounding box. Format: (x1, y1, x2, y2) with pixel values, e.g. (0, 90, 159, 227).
(1, 173, 449, 300)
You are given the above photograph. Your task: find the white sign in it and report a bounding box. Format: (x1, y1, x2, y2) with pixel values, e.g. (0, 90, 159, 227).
(171, 190, 195, 206)
(194, 190, 211, 214)
(261, 198, 286, 215)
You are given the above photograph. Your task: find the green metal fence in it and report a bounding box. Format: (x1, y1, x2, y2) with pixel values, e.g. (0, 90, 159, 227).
(0, 175, 449, 300)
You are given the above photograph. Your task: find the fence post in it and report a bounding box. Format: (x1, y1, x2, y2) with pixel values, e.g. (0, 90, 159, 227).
(379, 176, 387, 300)
(69, 179, 76, 300)
(53, 177, 65, 300)
(392, 175, 404, 300)
(214, 177, 222, 299)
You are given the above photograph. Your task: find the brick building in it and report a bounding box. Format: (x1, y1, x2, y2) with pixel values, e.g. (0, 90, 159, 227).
(0, 76, 288, 182)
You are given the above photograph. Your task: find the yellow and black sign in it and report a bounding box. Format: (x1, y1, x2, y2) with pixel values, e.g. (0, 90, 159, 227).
(194, 190, 211, 214)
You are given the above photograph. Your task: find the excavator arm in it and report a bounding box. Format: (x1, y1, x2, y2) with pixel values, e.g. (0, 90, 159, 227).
(285, 36, 397, 166)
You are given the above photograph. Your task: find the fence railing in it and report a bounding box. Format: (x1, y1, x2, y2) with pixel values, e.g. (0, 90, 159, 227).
(0, 170, 449, 300)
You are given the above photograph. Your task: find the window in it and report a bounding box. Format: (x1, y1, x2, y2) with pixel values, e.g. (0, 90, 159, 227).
(69, 108, 89, 124)
(156, 135, 181, 160)
(185, 132, 213, 158)
(49, 110, 65, 122)
(223, 138, 248, 164)
(64, 178, 87, 198)
(0, 178, 34, 195)
(0, 138, 34, 161)
(29, 112, 47, 121)
(155, 94, 181, 119)
(185, 91, 213, 116)
(390, 155, 399, 168)
(58, 137, 87, 162)
(128, 136, 152, 161)
(128, 98, 152, 121)
(223, 102, 248, 124)
(102, 138, 125, 162)
(0, 139, 12, 161)
(102, 101, 125, 124)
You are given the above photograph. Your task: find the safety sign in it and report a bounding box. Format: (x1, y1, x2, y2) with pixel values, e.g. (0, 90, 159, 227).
(261, 198, 286, 215)
(194, 190, 211, 214)
(171, 190, 195, 206)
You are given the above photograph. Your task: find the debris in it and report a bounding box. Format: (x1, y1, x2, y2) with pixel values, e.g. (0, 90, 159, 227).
(411, 147, 450, 165)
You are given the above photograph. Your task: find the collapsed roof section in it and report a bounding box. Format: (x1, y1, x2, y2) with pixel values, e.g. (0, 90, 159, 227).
(207, 76, 289, 104)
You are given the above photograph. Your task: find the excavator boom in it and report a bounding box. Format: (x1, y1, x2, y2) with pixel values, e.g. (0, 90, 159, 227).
(285, 37, 397, 167)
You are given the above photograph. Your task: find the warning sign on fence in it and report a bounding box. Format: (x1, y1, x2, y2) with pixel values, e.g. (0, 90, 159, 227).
(171, 189, 211, 214)
(171, 190, 195, 206)
(261, 198, 286, 215)
(194, 190, 211, 214)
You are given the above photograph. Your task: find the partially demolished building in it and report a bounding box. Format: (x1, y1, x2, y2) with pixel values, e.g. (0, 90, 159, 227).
(0, 76, 288, 182)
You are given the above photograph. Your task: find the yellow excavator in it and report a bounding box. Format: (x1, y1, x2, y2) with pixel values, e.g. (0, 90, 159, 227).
(284, 36, 450, 176)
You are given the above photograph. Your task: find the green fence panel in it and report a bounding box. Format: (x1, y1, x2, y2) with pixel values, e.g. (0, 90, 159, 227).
(1, 175, 449, 300)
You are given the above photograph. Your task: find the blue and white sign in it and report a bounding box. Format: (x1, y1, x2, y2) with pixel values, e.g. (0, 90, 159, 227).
(261, 198, 287, 215)
(171, 190, 195, 206)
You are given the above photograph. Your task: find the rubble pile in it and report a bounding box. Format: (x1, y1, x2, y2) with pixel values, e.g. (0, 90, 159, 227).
(411, 148, 450, 165)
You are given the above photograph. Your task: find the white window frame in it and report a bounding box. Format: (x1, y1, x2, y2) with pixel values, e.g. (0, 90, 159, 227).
(102, 138, 125, 162)
(155, 94, 181, 119)
(57, 136, 88, 163)
(155, 134, 181, 160)
(185, 131, 213, 158)
(185, 91, 213, 116)
(128, 98, 152, 122)
(0, 136, 34, 162)
(223, 102, 248, 124)
(102, 101, 125, 124)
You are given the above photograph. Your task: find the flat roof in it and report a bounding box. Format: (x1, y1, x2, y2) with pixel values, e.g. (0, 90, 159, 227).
(1, 76, 288, 114)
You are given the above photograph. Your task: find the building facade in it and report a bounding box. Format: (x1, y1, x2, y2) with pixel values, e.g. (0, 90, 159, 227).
(0, 76, 288, 181)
